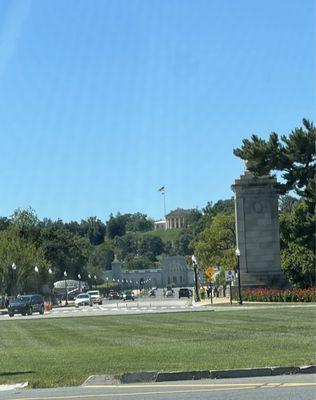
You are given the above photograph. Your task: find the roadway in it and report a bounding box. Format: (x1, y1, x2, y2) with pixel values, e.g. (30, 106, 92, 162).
(0, 289, 205, 320)
(1, 374, 316, 400)
(1, 289, 315, 320)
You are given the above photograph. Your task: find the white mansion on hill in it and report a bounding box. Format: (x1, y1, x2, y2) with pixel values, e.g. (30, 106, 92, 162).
(154, 208, 194, 230)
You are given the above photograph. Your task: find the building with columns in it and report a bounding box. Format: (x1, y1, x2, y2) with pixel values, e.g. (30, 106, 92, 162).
(154, 208, 194, 230)
(165, 208, 194, 229)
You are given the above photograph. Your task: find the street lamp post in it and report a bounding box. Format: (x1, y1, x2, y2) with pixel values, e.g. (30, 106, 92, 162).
(48, 268, 53, 302)
(64, 271, 68, 306)
(78, 274, 81, 293)
(88, 274, 92, 289)
(191, 255, 200, 302)
(11, 263, 17, 296)
(235, 249, 243, 305)
(34, 266, 39, 293)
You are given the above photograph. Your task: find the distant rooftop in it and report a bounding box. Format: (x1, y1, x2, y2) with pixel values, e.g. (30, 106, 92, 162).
(165, 208, 194, 217)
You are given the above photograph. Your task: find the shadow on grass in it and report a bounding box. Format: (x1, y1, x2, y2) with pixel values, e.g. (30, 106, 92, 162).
(0, 371, 35, 377)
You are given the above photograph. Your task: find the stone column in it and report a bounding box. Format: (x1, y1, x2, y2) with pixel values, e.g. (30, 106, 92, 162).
(111, 255, 122, 280)
(232, 171, 287, 289)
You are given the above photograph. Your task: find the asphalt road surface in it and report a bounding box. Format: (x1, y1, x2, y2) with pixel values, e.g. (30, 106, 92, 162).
(1, 291, 315, 320)
(1, 375, 316, 400)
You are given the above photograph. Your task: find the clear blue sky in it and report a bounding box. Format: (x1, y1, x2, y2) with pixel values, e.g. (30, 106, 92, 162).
(0, 0, 315, 222)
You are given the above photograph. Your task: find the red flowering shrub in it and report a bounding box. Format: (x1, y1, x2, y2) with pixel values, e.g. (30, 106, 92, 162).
(240, 288, 316, 302)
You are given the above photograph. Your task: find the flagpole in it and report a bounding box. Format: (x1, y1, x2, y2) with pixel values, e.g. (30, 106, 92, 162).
(163, 190, 166, 217)
(157, 186, 166, 219)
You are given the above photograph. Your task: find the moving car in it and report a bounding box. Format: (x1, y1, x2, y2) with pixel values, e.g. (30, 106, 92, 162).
(75, 293, 93, 307)
(179, 288, 192, 299)
(86, 290, 102, 305)
(122, 291, 135, 301)
(165, 289, 174, 297)
(8, 294, 44, 317)
(108, 291, 121, 300)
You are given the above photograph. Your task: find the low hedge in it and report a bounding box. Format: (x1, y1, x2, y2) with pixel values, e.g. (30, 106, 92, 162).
(240, 288, 316, 302)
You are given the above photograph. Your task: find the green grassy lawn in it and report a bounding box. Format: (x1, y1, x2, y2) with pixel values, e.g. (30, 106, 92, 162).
(1, 307, 315, 388)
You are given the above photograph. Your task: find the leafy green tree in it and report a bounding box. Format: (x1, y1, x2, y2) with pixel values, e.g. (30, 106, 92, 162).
(281, 242, 315, 288)
(0, 229, 49, 295)
(137, 235, 165, 259)
(125, 213, 154, 232)
(86, 240, 114, 282)
(279, 200, 315, 287)
(10, 207, 42, 243)
(203, 198, 235, 217)
(186, 210, 203, 226)
(11, 207, 39, 229)
(233, 119, 316, 202)
(106, 213, 127, 239)
(124, 255, 155, 270)
(113, 234, 138, 259)
(0, 217, 11, 231)
(39, 225, 92, 280)
(193, 214, 236, 269)
(65, 220, 81, 236)
(79, 217, 106, 245)
(279, 195, 298, 214)
(173, 229, 194, 256)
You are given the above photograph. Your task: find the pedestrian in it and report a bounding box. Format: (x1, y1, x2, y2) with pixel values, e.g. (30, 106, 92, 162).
(4, 293, 9, 309)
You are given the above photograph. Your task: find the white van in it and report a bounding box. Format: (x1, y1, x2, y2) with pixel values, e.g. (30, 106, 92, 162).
(86, 290, 102, 305)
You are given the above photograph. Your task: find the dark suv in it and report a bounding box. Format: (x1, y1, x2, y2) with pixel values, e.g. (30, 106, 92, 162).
(179, 288, 192, 299)
(8, 295, 45, 317)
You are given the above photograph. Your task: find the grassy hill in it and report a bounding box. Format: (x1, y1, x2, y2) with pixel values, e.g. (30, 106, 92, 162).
(132, 228, 182, 242)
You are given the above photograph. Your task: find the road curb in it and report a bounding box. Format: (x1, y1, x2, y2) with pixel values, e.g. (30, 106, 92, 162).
(210, 367, 271, 379)
(156, 370, 210, 382)
(121, 371, 158, 384)
(83, 375, 121, 386)
(82, 365, 316, 386)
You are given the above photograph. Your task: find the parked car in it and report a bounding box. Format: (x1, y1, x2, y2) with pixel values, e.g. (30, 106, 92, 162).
(122, 291, 135, 301)
(108, 291, 121, 300)
(74, 293, 93, 307)
(86, 290, 102, 305)
(179, 288, 192, 299)
(8, 294, 44, 317)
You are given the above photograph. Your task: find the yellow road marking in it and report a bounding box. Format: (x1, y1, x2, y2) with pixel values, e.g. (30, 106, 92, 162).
(10, 382, 316, 400)
(85, 383, 263, 388)
(9, 386, 260, 400)
(282, 382, 316, 387)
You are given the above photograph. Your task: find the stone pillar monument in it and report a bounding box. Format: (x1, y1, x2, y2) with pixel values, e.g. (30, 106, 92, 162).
(232, 169, 287, 289)
(111, 255, 122, 280)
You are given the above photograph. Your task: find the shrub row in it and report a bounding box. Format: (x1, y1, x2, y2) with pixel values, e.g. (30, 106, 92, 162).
(240, 288, 316, 302)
